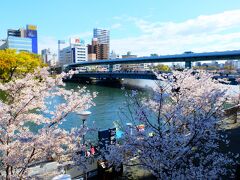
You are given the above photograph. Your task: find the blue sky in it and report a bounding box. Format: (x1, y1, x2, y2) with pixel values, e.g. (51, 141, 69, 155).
(1, 0, 240, 56)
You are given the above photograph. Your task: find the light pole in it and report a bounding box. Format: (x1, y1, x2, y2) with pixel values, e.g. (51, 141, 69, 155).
(77, 111, 92, 145)
(77, 111, 91, 180)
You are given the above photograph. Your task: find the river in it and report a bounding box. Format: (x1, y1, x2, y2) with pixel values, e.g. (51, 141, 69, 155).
(57, 79, 155, 132)
(49, 79, 239, 134)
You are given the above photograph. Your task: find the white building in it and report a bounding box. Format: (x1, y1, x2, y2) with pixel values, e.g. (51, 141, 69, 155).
(41, 48, 57, 66)
(109, 50, 121, 71)
(233, 60, 240, 69)
(0, 39, 6, 47)
(59, 37, 88, 65)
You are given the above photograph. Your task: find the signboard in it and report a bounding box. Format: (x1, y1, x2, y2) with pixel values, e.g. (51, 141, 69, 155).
(26, 25, 38, 54)
(58, 40, 65, 44)
(26, 30, 37, 38)
(98, 128, 116, 150)
(27, 24, 37, 30)
(70, 37, 85, 45)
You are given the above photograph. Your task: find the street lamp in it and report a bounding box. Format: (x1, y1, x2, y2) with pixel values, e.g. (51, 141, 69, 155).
(77, 111, 91, 180)
(77, 111, 91, 146)
(126, 122, 133, 135)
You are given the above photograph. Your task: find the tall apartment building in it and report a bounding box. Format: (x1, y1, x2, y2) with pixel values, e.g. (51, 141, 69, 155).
(59, 37, 88, 65)
(0, 24, 38, 53)
(93, 28, 110, 44)
(88, 28, 110, 59)
(88, 38, 109, 60)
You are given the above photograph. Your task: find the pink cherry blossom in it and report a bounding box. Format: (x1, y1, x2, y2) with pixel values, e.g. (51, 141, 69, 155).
(0, 67, 96, 179)
(104, 70, 239, 179)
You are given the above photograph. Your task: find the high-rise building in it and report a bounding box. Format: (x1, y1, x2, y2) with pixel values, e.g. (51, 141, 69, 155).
(8, 29, 21, 37)
(88, 38, 109, 60)
(59, 37, 88, 65)
(26, 25, 38, 54)
(41, 48, 57, 66)
(6, 36, 32, 52)
(93, 28, 110, 45)
(91, 28, 110, 59)
(88, 53, 96, 61)
(0, 24, 38, 53)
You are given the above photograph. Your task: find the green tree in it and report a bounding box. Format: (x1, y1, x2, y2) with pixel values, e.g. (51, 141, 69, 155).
(150, 53, 158, 57)
(153, 64, 171, 72)
(0, 49, 45, 82)
(224, 65, 235, 74)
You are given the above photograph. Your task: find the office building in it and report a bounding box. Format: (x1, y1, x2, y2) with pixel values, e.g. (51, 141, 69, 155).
(6, 36, 32, 52)
(232, 60, 240, 69)
(0, 40, 6, 47)
(59, 37, 88, 65)
(122, 51, 137, 59)
(195, 62, 201, 66)
(90, 28, 110, 59)
(88, 38, 109, 60)
(93, 28, 110, 45)
(88, 53, 96, 61)
(26, 25, 38, 54)
(122, 51, 148, 71)
(0, 24, 38, 53)
(236, 60, 240, 69)
(41, 48, 57, 66)
(110, 51, 121, 71)
(7, 29, 25, 37)
(110, 50, 119, 60)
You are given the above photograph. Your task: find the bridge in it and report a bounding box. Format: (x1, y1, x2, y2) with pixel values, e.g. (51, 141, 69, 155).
(68, 71, 239, 85)
(67, 50, 240, 69)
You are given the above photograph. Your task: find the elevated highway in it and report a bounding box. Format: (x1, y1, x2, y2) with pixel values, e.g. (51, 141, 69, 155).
(67, 50, 240, 69)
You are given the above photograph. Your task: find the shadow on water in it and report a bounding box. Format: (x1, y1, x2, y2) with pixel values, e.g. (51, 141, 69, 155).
(72, 79, 156, 92)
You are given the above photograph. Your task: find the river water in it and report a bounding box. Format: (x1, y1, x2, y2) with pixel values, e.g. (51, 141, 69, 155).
(53, 79, 239, 133)
(58, 79, 155, 132)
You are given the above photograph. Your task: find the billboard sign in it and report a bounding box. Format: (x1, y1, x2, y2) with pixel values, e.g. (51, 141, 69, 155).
(70, 37, 85, 45)
(27, 24, 37, 30)
(26, 30, 37, 38)
(26, 25, 38, 54)
(58, 40, 65, 44)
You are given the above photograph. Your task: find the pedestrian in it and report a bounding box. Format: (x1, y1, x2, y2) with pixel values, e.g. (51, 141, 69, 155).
(90, 145, 95, 155)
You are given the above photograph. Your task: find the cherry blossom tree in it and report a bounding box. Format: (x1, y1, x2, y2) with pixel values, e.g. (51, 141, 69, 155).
(0, 68, 96, 179)
(104, 70, 239, 179)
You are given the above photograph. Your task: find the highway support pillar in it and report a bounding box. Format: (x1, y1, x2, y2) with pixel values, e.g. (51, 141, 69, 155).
(185, 61, 192, 69)
(109, 64, 113, 72)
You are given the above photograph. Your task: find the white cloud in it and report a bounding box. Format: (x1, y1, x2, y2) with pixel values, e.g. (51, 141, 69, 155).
(110, 23, 122, 29)
(39, 9, 240, 59)
(38, 36, 58, 54)
(111, 9, 240, 56)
